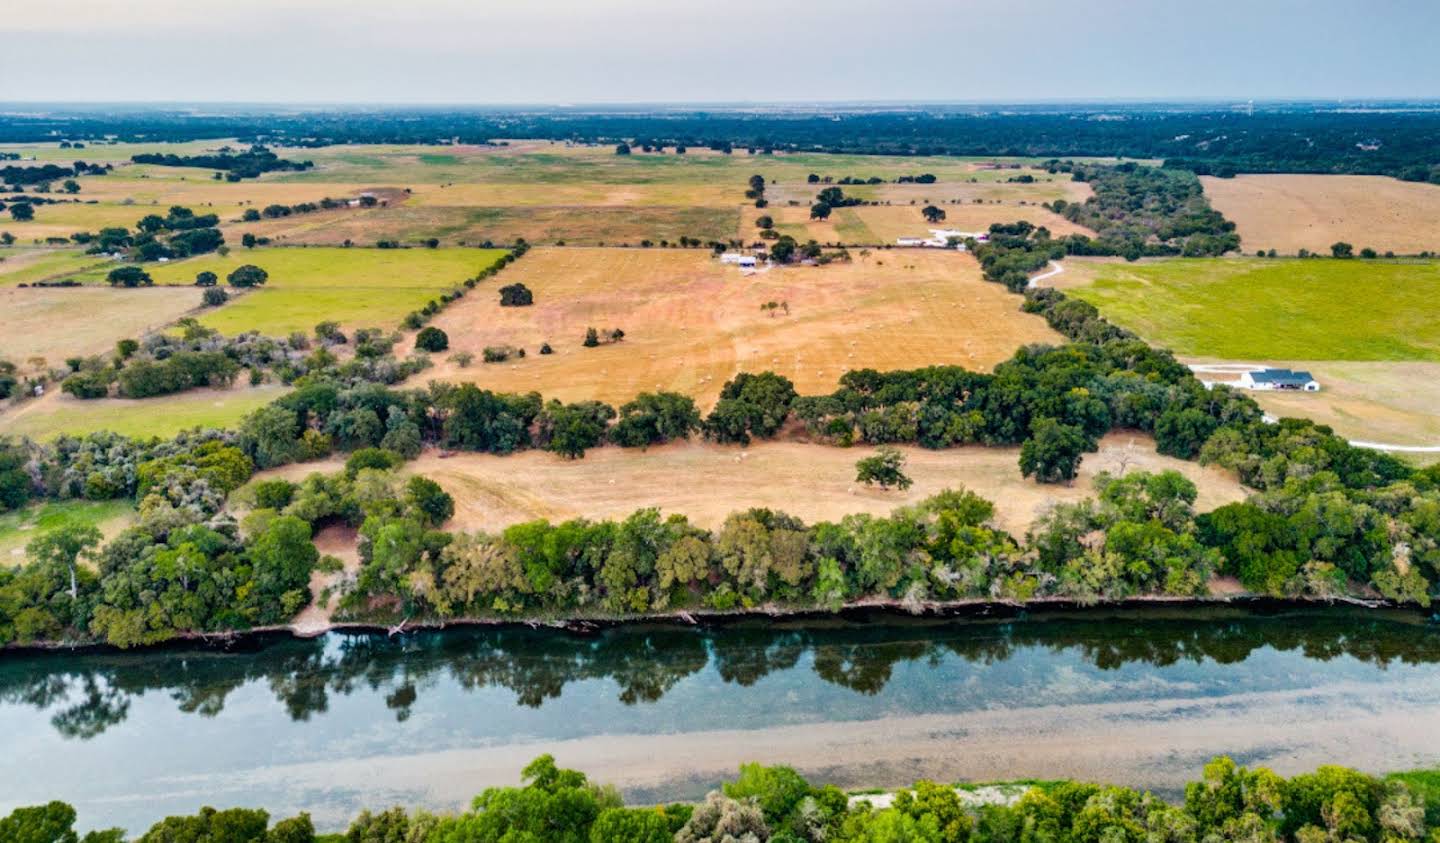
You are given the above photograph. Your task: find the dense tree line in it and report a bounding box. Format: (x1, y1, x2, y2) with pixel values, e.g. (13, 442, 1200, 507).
(7, 105, 1438, 179)
(0, 160, 108, 187)
(130, 145, 313, 179)
(7, 753, 1437, 843)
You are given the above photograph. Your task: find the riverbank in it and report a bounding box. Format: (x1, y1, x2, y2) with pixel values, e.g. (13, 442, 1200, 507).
(2, 593, 1424, 655)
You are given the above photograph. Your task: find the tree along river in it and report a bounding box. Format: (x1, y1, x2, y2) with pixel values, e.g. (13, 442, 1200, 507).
(4, 606, 1440, 834)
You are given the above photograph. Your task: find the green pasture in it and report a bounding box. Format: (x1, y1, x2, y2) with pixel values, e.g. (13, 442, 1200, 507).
(0, 499, 135, 565)
(71, 246, 507, 335)
(1068, 258, 1440, 361)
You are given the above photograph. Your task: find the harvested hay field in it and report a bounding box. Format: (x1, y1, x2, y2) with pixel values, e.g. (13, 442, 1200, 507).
(747, 203, 1092, 246)
(1059, 257, 1440, 361)
(1202, 174, 1440, 255)
(419, 247, 1062, 406)
(1195, 360, 1440, 448)
(0, 285, 204, 365)
(254, 434, 1245, 540)
(245, 204, 741, 247)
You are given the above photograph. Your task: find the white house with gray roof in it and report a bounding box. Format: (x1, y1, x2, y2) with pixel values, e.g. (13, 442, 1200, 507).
(1237, 368, 1320, 392)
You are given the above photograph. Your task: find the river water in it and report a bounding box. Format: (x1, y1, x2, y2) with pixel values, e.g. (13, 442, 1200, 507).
(3, 606, 1439, 834)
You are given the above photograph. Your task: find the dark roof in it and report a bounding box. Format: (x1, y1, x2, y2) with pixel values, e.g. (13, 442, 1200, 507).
(1251, 368, 1315, 384)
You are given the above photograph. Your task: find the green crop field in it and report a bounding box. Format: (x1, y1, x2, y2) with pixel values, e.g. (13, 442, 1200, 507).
(0, 248, 117, 287)
(1066, 258, 1440, 361)
(2, 385, 290, 441)
(0, 498, 135, 565)
(69, 246, 508, 335)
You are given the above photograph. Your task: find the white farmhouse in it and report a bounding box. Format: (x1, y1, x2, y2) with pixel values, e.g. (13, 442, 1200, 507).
(719, 253, 758, 268)
(1237, 369, 1320, 392)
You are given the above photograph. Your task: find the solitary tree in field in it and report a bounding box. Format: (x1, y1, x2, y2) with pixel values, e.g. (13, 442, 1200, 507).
(9, 203, 34, 222)
(499, 282, 534, 307)
(755, 215, 774, 229)
(615, 143, 631, 156)
(1331, 241, 1354, 258)
(922, 205, 946, 224)
(810, 201, 832, 221)
(194, 271, 218, 287)
(61, 179, 80, 194)
(227, 264, 268, 288)
(856, 446, 913, 490)
(107, 266, 153, 287)
(241, 233, 258, 249)
(415, 326, 449, 352)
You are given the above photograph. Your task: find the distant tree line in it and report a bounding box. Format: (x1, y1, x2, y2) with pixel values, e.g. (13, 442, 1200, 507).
(131, 145, 313, 180)
(7, 106, 1438, 179)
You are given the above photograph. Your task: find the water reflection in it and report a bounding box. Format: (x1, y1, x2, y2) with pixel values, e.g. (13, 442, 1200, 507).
(2, 607, 1436, 740)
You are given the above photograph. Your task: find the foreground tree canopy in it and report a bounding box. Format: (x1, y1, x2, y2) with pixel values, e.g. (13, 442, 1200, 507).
(8, 754, 1438, 843)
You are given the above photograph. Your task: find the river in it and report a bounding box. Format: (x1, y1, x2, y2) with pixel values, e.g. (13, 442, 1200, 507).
(3, 606, 1439, 834)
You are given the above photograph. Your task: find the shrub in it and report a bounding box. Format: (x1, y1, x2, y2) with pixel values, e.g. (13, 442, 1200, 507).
(202, 287, 228, 307)
(415, 326, 449, 352)
(499, 282, 533, 307)
(344, 447, 404, 478)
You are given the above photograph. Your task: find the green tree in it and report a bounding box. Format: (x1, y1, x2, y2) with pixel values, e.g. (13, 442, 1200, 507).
(227, 264, 268, 287)
(589, 808, 673, 843)
(27, 524, 101, 601)
(1331, 241, 1355, 258)
(61, 179, 80, 194)
(415, 326, 449, 352)
(9, 203, 34, 221)
(810, 201, 832, 220)
(194, 270, 218, 287)
(107, 266, 153, 287)
(406, 476, 455, 526)
(855, 446, 913, 490)
(1019, 418, 1090, 484)
(922, 205, 946, 223)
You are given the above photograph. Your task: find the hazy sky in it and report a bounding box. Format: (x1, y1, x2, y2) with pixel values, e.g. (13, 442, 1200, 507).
(5, 0, 1438, 104)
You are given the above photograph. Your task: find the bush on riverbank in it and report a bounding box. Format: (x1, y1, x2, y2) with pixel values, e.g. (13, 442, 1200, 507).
(9, 754, 1436, 843)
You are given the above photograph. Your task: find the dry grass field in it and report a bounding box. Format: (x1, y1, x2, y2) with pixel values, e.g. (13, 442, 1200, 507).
(1202, 174, 1440, 255)
(0, 286, 204, 367)
(744, 201, 1092, 245)
(252, 433, 1245, 539)
(242, 204, 741, 247)
(1196, 360, 1440, 448)
(418, 247, 1062, 406)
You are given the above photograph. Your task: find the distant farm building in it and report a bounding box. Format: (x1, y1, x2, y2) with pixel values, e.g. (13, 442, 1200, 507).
(896, 229, 989, 249)
(719, 253, 758, 268)
(1237, 368, 1320, 391)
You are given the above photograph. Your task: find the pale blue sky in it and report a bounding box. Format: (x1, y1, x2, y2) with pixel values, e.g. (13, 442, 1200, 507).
(4, 0, 1438, 104)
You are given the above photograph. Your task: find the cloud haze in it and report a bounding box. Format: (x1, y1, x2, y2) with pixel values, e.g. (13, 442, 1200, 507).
(4, 0, 1437, 103)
